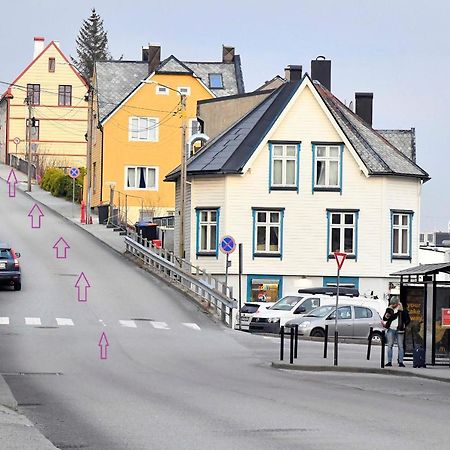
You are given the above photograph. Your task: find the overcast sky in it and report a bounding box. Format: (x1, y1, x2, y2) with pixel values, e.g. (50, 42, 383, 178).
(1, 0, 448, 231)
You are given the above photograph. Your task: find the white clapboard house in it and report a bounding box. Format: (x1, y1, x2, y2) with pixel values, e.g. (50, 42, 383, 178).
(166, 61, 429, 303)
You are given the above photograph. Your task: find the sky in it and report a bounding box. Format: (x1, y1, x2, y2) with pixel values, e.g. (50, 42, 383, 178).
(0, 0, 448, 231)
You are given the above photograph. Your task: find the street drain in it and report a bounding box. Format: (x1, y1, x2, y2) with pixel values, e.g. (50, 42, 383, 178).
(55, 273, 78, 277)
(56, 445, 89, 449)
(35, 326, 59, 329)
(18, 403, 42, 407)
(131, 318, 154, 322)
(2, 372, 63, 376)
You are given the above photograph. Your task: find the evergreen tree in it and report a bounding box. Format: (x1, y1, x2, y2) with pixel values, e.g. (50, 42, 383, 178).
(72, 8, 112, 80)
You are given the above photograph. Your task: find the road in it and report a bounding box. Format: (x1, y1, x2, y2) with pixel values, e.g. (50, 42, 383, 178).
(1, 179, 450, 450)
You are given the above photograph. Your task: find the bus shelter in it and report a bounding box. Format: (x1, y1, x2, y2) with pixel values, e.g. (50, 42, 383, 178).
(391, 263, 450, 366)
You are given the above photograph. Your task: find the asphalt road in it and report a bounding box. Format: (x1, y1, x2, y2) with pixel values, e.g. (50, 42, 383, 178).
(1, 180, 450, 450)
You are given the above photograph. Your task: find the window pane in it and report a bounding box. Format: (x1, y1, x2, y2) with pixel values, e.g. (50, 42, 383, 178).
(139, 118, 148, 140)
(316, 161, 326, 185)
(210, 211, 217, 222)
(201, 226, 207, 250)
(131, 118, 139, 139)
(270, 212, 279, 223)
(345, 214, 354, 225)
(210, 225, 217, 250)
(393, 229, 399, 254)
(331, 228, 340, 252)
(402, 215, 408, 226)
(329, 146, 339, 157)
(209, 74, 223, 88)
(147, 168, 155, 188)
(286, 160, 296, 185)
(273, 160, 283, 184)
(329, 161, 339, 186)
(269, 227, 279, 251)
(257, 226, 266, 251)
(127, 168, 135, 188)
(148, 119, 157, 141)
(393, 215, 399, 225)
(401, 229, 408, 254)
(201, 211, 208, 222)
(273, 145, 283, 156)
(317, 146, 326, 157)
(344, 228, 353, 253)
(286, 145, 296, 157)
(331, 214, 341, 224)
(138, 167, 146, 188)
(257, 212, 266, 223)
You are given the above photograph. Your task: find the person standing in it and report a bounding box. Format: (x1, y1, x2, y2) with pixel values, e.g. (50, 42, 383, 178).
(383, 297, 409, 367)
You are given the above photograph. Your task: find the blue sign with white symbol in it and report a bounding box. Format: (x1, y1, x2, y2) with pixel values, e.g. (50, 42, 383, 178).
(69, 167, 80, 179)
(220, 235, 236, 255)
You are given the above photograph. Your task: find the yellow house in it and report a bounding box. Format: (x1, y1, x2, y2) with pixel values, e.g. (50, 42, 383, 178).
(0, 37, 88, 170)
(90, 44, 245, 223)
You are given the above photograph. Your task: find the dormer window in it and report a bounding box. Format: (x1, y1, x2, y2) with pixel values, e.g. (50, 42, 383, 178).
(209, 73, 223, 89)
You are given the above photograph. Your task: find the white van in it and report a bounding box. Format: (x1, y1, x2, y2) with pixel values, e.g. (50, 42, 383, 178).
(249, 291, 387, 334)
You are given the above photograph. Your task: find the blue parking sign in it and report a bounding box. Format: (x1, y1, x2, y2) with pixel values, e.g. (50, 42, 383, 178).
(220, 235, 236, 254)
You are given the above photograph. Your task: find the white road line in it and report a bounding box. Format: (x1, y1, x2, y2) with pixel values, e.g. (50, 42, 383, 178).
(182, 323, 201, 331)
(25, 317, 41, 326)
(151, 321, 170, 330)
(119, 320, 137, 328)
(0, 317, 9, 325)
(56, 318, 74, 326)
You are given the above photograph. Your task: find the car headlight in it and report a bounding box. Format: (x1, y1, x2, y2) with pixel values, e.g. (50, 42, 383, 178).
(267, 317, 280, 323)
(299, 321, 311, 328)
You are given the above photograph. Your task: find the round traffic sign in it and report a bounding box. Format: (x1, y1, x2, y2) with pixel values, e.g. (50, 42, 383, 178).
(220, 235, 236, 254)
(69, 167, 80, 179)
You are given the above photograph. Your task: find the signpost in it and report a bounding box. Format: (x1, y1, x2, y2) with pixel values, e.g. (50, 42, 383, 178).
(220, 235, 236, 294)
(68, 167, 80, 207)
(333, 251, 347, 366)
(13, 137, 20, 155)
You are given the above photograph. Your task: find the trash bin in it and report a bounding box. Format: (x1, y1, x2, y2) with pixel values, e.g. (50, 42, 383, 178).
(97, 204, 109, 225)
(135, 222, 158, 241)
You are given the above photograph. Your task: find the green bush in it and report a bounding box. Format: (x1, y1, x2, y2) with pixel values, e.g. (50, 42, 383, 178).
(40, 167, 85, 203)
(41, 168, 64, 192)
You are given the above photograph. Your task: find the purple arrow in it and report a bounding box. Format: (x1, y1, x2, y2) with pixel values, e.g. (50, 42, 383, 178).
(75, 272, 90, 302)
(28, 204, 44, 228)
(53, 237, 70, 259)
(7, 169, 18, 197)
(98, 332, 109, 360)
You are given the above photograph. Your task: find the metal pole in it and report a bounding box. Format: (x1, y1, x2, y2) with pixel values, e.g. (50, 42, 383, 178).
(324, 324, 329, 358)
(125, 195, 128, 236)
(26, 95, 32, 192)
(367, 327, 373, 360)
(85, 84, 94, 225)
(179, 94, 187, 259)
(334, 331, 338, 366)
(294, 325, 299, 359)
(334, 267, 340, 366)
(238, 243, 243, 331)
(381, 330, 386, 368)
(290, 327, 294, 364)
(280, 326, 284, 361)
(225, 253, 229, 288)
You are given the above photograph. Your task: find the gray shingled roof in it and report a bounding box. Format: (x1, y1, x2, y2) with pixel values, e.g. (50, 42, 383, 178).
(391, 263, 450, 276)
(167, 76, 429, 181)
(377, 129, 416, 161)
(95, 61, 149, 122)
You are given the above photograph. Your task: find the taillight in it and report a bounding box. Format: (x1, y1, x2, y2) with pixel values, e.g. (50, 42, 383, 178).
(11, 250, 19, 269)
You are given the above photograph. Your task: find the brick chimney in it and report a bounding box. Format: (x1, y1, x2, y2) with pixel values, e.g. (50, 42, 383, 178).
(33, 37, 45, 59)
(285, 65, 303, 82)
(142, 44, 161, 74)
(355, 92, 373, 127)
(311, 56, 331, 90)
(222, 45, 235, 63)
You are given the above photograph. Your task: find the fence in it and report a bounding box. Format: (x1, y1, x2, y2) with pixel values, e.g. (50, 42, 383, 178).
(9, 154, 36, 180)
(125, 231, 235, 327)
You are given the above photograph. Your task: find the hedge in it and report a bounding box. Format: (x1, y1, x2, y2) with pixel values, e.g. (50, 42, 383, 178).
(40, 167, 85, 203)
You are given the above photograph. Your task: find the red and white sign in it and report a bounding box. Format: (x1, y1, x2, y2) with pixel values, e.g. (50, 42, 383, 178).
(442, 308, 450, 328)
(334, 252, 347, 271)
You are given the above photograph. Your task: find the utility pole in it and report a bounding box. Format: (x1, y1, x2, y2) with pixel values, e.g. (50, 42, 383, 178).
(25, 94, 33, 192)
(85, 84, 94, 225)
(179, 94, 187, 259)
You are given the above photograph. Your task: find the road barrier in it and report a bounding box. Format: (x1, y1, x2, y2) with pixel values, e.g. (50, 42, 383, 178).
(324, 325, 329, 359)
(125, 232, 235, 327)
(381, 330, 386, 368)
(367, 327, 373, 360)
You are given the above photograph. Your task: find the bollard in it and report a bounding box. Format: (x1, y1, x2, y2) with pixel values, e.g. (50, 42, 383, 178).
(294, 325, 299, 359)
(280, 326, 284, 361)
(367, 327, 373, 360)
(334, 331, 338, 366)
(381, 330, 386, 368)
(290, 327, 294, 364)
(324, 325, 329, 359)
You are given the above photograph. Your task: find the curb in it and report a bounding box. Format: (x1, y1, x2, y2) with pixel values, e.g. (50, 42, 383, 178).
(0, 375, 18, 411)
(271, 362, 450, 384)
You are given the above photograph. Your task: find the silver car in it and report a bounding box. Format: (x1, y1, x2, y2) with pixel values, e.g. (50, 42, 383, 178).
(285, 304, 383, 340)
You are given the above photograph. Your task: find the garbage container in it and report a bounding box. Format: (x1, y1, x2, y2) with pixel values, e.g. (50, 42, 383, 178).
(97, 204, 109, 225)
(135, 222, 158, 241)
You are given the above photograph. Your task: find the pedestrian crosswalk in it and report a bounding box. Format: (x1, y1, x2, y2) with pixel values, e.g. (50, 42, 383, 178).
(0, 316, 202, 331)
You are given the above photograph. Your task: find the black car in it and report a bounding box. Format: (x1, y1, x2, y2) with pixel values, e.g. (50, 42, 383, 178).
(0, 243, 21, 290)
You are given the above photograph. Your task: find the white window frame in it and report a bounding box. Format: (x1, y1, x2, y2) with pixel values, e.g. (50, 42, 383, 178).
(128, 117, 159, 142)
(314, 145, 341, 189)
(270, 143, 298, 188)
(329, 211, 357, 256)
(178, 86, 191, 96)
(198, 209, 218, 254)
(124, 166, 159, 191)
(254, 210, 282, 255)
(392, 213, 411, 257)
(155, 86, 169, 95)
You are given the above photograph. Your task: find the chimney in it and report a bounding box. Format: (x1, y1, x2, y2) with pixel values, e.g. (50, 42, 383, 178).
(355, 92, 374, 127)
(222, 45, 235, 63)
(143, 44, 161, 74)
(33, 37, 45, 59)
(284, 65, 303, 82)
(311, 56, 331, 90)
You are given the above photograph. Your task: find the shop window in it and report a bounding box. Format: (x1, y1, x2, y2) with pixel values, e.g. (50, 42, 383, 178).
(247, 275, 283, 302)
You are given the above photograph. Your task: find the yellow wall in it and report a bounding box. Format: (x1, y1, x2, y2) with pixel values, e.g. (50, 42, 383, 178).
(7, 42, 88, 169)
(92, 73, 213, 222)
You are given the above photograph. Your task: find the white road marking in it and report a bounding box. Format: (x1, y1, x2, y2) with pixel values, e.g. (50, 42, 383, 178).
(56, 318, 74, 326)
(182, 323, 201, 331)
(0, 317, 9, 325)
(99, 319, 107, 327)
(25, 317, 41, 326)
(119, 320, 137, 328)
(151, 321, 170, 330)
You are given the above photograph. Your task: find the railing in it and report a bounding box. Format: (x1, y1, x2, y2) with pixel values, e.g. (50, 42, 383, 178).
(9, 154, 36, 180)
(125, 231, 235, 327)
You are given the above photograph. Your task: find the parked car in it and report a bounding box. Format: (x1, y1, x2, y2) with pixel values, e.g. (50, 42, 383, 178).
(235, 302, 271, 330)
(0, 243, 21, 291)
(285, 304, 383, 340)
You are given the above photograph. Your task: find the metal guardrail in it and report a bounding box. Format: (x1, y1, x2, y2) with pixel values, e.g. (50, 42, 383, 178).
(125, 233, 235, 327)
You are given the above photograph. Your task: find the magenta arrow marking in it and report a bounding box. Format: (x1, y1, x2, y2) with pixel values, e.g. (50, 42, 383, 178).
(98, 332, 109, 360)
(53, 237, 70, 259)
(28, 204, 44, 228)
(75, 272, 90, 302)
(7, 169, 18, 197)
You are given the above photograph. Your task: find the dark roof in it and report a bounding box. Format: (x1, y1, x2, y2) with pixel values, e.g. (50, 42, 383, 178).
(167, 76, 429, 181)
(390, 263, 450, 276)
(377, 129, 416, 161)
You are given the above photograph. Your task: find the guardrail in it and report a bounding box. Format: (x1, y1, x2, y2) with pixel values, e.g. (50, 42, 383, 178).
(125, 232, 235, 327)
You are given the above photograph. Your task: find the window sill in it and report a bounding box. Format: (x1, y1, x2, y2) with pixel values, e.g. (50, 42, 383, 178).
(328, 254, 356, 260)
(253, 253, 282, 258)
(314, 187, 341, 192)
(392, 255, 412, 260)
(196, 252, 217, 257)
(270, 186, 298, 191)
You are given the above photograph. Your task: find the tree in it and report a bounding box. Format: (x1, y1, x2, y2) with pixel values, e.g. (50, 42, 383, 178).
(72, 8, 112, 80)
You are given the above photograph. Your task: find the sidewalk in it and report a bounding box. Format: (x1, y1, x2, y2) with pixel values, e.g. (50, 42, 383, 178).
(272, 338, 450, 383)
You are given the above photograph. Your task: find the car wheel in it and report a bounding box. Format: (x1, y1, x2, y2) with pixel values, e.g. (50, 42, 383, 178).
(13, 282, 21, 291)
(371, 331, 382, 342)
(311, 328, 325, 338)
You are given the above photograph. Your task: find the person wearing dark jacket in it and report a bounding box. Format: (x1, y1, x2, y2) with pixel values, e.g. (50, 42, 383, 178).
(383, 297, 410, 367)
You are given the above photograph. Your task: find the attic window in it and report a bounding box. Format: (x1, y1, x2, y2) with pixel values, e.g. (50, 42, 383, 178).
(48, 58, 55, 73)
(209, 73, 223, 89)
(156, 86, 169, 95)
(178, 87, 191, 96)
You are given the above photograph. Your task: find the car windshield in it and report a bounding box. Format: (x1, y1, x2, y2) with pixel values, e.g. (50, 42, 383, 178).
(306, 305, 335, 317)
(0, 249, 11, 259)
(269, 296, 303, 311)
(241, 304, 260, 314)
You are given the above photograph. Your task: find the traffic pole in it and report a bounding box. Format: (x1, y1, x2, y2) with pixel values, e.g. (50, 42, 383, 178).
(334, 267, 340, 366)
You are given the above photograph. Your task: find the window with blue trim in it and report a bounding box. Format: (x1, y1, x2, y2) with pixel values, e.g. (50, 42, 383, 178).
(328, 210, 358, 257)
(253, 209, 283, 257)
(314, 145, 342, 191)
(197, 209, 219, 255)
(270, 143, 300, 190)
(391, 211, 412, 259)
